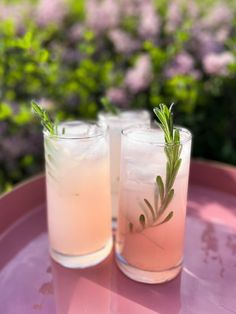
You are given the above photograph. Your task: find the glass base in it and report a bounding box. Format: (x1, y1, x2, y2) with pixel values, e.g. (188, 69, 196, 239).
(50, 237, 113, 269)
(116, 253, 182, 284)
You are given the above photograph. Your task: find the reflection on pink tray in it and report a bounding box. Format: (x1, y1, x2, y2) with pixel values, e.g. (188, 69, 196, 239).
(51, 252, 181, 314)
(0, 161, 236, 313)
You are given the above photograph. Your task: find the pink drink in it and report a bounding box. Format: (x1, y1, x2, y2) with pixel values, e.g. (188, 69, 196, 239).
(116, 126, 192, 283)
(98, 110, 150, 221)
(44, 122, 112, 268)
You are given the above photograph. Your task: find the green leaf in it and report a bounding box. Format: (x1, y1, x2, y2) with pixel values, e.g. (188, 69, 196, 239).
(156, 175, 164, 202)
(0, 103, 13, 120)
(21, 155, 33, 167)
(38, 49, 49, 63)
(164, 146, 172, 162)
(162, 189, 174, 212)
(169, 112, 173, 138)
(165, 160, 171, 189)
(167, 159, 182, 190)
(31, 100, 56, 135)
(154, 108, 169, 133)
(156, 211, 174, 226)
(139, 214, 146, 228)
(173, 146, 182, 170)
(83, 30, 94, 41)
(144, 198, 155, 220)
(174, 128, 180, 143)
(101, 97, 120, 115)
(154, 187, 159, 217)
(153, 104, 176, 144)
(13, 105, 31, 125)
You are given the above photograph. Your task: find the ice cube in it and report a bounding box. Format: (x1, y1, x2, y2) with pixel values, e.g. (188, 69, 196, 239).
(58, 121, 103, 138)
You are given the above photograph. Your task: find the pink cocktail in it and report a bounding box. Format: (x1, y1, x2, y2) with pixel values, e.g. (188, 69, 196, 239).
(44, 121, 112, 268)
(116, 126, 192, 283)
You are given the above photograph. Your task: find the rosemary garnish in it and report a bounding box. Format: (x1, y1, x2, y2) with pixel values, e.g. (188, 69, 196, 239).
(101, 97, 120, 115)
(134, 103, 182, 231)
(32, 100, 60, 185)
(31, 100, 57, 135)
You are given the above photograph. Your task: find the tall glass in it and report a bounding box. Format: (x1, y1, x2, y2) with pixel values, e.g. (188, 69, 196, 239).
(44, 121, 112, 268)
(116, 126, 192, 283)
(98, 110, 151, 222)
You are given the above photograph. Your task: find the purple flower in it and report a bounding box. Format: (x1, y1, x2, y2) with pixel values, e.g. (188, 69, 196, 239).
(138, 1, 160, 39)
(0, 122, 8, 136)
(125, 54, 152, 93)
(165, 52, 200, 79)
(192, 30, 223, 58)
(86, 0, 120, 33)
(106, 87, 127, 107)
(203, 52, 235, 76)
(202, 3, 233, 29)
(215, 27, 231, 44)
(166, 0, 199, 33)
(0, 134, 39, 160)
(109, 29, 140, 54)
(191, 3, 232, 59)
(70, 24, 84, 41)
(62, 48, 81, 63)
(166, 2, 182, 33)
(0, 2, 32, 27)
(120, 0, 141, 17)
(0, 129, 43, 163)
(35, 0, 67, 27)
(1, 136, 28, 160)
(186, 0, 199, 19)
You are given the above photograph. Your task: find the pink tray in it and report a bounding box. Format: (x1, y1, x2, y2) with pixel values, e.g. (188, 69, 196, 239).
(0, 160, 236, 314)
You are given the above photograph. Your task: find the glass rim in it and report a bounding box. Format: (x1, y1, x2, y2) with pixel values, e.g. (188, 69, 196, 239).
(121, 125, 192, 146)
(98, 109, 150, 122)
(43, 120, 108, 140)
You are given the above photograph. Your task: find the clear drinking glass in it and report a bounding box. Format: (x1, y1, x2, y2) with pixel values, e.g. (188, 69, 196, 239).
(98, 110, 151, 222)
(44, 121, 112, 268)
(115, 125, 192, 283)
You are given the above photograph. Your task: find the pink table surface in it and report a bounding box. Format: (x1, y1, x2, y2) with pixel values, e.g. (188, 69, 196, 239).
(0, 160, 236, 314)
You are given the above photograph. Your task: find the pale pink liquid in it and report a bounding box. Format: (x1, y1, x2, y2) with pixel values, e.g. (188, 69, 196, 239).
(116, 175, 188, 271)
(47, 157, 111, 255)
(44, 130, 112, 258)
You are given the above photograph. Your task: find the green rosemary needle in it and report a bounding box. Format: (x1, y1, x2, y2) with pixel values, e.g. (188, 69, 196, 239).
(31, 100, 57, 135)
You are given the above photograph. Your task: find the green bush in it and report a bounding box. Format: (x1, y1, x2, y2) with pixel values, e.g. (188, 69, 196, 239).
(0, 0, 236, 193)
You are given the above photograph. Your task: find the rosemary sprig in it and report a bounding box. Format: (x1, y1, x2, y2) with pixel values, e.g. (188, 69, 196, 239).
(31, 100, 57, 135)
(135, 103, 182, 231)
(101, 97, 120, 115)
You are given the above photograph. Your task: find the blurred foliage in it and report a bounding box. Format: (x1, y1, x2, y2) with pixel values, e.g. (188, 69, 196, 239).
(0, 0, 236, 193)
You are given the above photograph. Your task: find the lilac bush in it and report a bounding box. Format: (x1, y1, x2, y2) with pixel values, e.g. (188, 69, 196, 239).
(0, 0, 236, 192)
